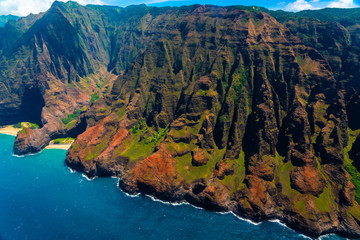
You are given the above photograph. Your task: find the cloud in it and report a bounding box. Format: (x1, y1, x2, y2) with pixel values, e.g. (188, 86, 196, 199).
(0, 0, 105, 16)
(285, 0, 314, 11)
(327, 0, 358, 8)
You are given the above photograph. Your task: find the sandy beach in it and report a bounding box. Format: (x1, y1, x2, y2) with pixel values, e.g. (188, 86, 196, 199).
(0, 125, 72, 150)
(45, 144, 72, 150)
(0, 125, 21, 136)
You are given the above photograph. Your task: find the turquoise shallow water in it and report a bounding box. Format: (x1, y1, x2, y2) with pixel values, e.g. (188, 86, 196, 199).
(0, 134, 344, 240)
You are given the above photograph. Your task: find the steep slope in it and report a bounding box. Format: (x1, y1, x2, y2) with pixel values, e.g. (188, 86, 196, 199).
(64, 5, 360, 238)
(264, 11, 360, 211)
(0, 2, 125, 154)
(3, 2, 360, 238)
(0, 15, 19, 27)
(267, 8, 360, 91)
(1, 2, 187, 155)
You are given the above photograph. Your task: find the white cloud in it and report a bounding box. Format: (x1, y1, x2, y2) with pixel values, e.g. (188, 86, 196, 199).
(327, 0, 358, 8)
(0, 0, 105, 16)
(285, 0, 315, 11)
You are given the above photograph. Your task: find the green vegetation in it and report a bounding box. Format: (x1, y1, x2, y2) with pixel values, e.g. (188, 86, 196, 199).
(0, 15, 19, 27)
(278, 157, 335, 213)
(13, 122, 39, 129)
(344, 129, 360, 204)
(90, 92, 99, 103)
(86, 140, 108, 160)
(65, 120, 77, 129)
(62, 110, 81, 125)
(72, 143, 78, 151)
(27, 123, 40, 129)
(314, 187, 332, 212)
(144, 128, 168, 144)
(218, 151, 247, 196)
(232, 69, 248, 102)
(176, 151, 216, 182)
(116, 108, 126, 119)
(85, 126, 118, 161)
(51, 137, 75, 145)
(131, 121, 143, 134)
(293, 8, 360, 27)
(197, 89, 209, 96)
(12, 122, 22, 128)
(345, 164, 360, 204)
(279, 161, 297, 197)
(20, 127, 27, 134)
(122, 121, 168, 161)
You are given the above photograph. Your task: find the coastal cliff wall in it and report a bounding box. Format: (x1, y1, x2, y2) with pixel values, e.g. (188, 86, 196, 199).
(2, 2, 360, 238)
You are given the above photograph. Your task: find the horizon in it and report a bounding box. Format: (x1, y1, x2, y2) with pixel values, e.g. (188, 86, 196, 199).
(0, 0, 359, 17)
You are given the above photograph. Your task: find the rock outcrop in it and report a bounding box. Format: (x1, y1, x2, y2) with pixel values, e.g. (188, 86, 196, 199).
(62, 4, 360, 238)
(0, 2, 120, 153)
(3, 2, 360, 238)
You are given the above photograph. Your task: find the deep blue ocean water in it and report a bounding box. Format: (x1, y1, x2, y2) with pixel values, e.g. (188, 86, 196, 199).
(0, 134, 345, 240)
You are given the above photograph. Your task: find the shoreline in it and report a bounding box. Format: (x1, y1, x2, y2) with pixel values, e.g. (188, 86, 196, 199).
(0, 126, 72, 150)
(0, 125, 21, 136)
(1, 130, 342, 239)
(68, 161, 346, 240)
(67, 158, 355, 240)
(0, 126, 353, 239)
(45, 144, 72, 150)
(66, 164, 335, 240)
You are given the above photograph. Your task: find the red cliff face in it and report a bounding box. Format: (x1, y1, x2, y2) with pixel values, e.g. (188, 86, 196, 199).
(0, 2, 120, 154)
(2, 2, 360, 238)
(63, 5, 360, 238)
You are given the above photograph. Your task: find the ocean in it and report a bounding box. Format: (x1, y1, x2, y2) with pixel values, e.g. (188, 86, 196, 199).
(0, 134, 343, 240)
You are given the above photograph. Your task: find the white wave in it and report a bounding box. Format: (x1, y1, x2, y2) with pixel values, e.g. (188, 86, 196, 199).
(133, 191, 316, 239)
(12, 145, 69, 158)
(0, 132, 17, 137)
(11, 145, 66, 158)
(123, 191, 141, 198)
(52, 159, 340, 240)
(117, 186, 141, 198)
(318, 234, 346, 240)
(217, 211, 261, 226)
(12, 149, 45, 157)
(144, 194, 191, 207)
(268, 219, 288, 228)
(81, 173, 97, 181)
(66, 165, 96, 181)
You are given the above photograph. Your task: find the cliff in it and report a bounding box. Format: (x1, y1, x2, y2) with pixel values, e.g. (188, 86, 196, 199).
(2, 2, 360, 238)
(0, 15, 19, 27)
(64, 4, 360, 238)
(0, 2, 122, 154)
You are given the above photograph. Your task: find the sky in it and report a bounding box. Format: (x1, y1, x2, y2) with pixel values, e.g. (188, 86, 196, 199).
(0, 0, 358, 16)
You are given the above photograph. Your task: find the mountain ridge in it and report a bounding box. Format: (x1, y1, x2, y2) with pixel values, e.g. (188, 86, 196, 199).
(0, 15, 19, 27)
(1, 2, 360, 238)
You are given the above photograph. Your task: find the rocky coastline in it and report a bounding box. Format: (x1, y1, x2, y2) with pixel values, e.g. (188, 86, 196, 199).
(2, 2, 360, 238)
(65, 157, 360, 239)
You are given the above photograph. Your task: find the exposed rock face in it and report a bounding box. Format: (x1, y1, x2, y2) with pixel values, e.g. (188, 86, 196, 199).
(290, 165, 326, 196)
(62, 4, 360, 239)
(3, 2, 360, 239)
(192, 149, 209, 166)
(13, 128, 50, 155)
(0, 2, 120, 153)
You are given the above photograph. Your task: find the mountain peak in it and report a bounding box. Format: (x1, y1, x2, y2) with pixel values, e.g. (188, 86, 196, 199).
(50, 1, 81, 10)
(2, 4, 360, 239)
